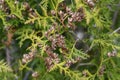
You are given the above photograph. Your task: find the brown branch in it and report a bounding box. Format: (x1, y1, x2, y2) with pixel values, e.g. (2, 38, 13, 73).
(3, 31, 13, 67)
(5, 47, 12, 67)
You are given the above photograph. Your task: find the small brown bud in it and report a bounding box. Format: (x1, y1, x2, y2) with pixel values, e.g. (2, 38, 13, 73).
(51, 10, 56, 15)
(66, 7, 71, 12)
(111, 50, 117, 56)
(82, 70, 88, 77)
(71, 12, 77, 18)
(99, 65, 106, 75)
(107, 52, 111, 57)
(0, 0, 4, 4)
(23, 2, 30, 10)
(58, 10, 64, 16)
(32, 71, 39, 78)
(22, 58, 27, 64)
(68, 17, 73, 22)
(14, 0, 19, 5)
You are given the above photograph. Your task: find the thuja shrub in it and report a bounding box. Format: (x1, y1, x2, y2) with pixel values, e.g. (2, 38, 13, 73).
(0, 0, 120, 80)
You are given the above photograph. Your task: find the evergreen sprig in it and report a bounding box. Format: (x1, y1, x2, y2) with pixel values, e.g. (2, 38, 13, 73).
(0, 0, 120, 80)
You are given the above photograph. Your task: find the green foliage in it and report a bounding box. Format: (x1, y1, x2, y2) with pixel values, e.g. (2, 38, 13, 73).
(0, 60, 14, 79)
(0, 60, 12, 72)
(6, 0, 24, 20)
(0, 0, 120, 80)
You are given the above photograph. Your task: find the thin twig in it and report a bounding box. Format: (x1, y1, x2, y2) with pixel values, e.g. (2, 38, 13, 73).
(75, 63, 95, 69)
(111, 27, 120, 34)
